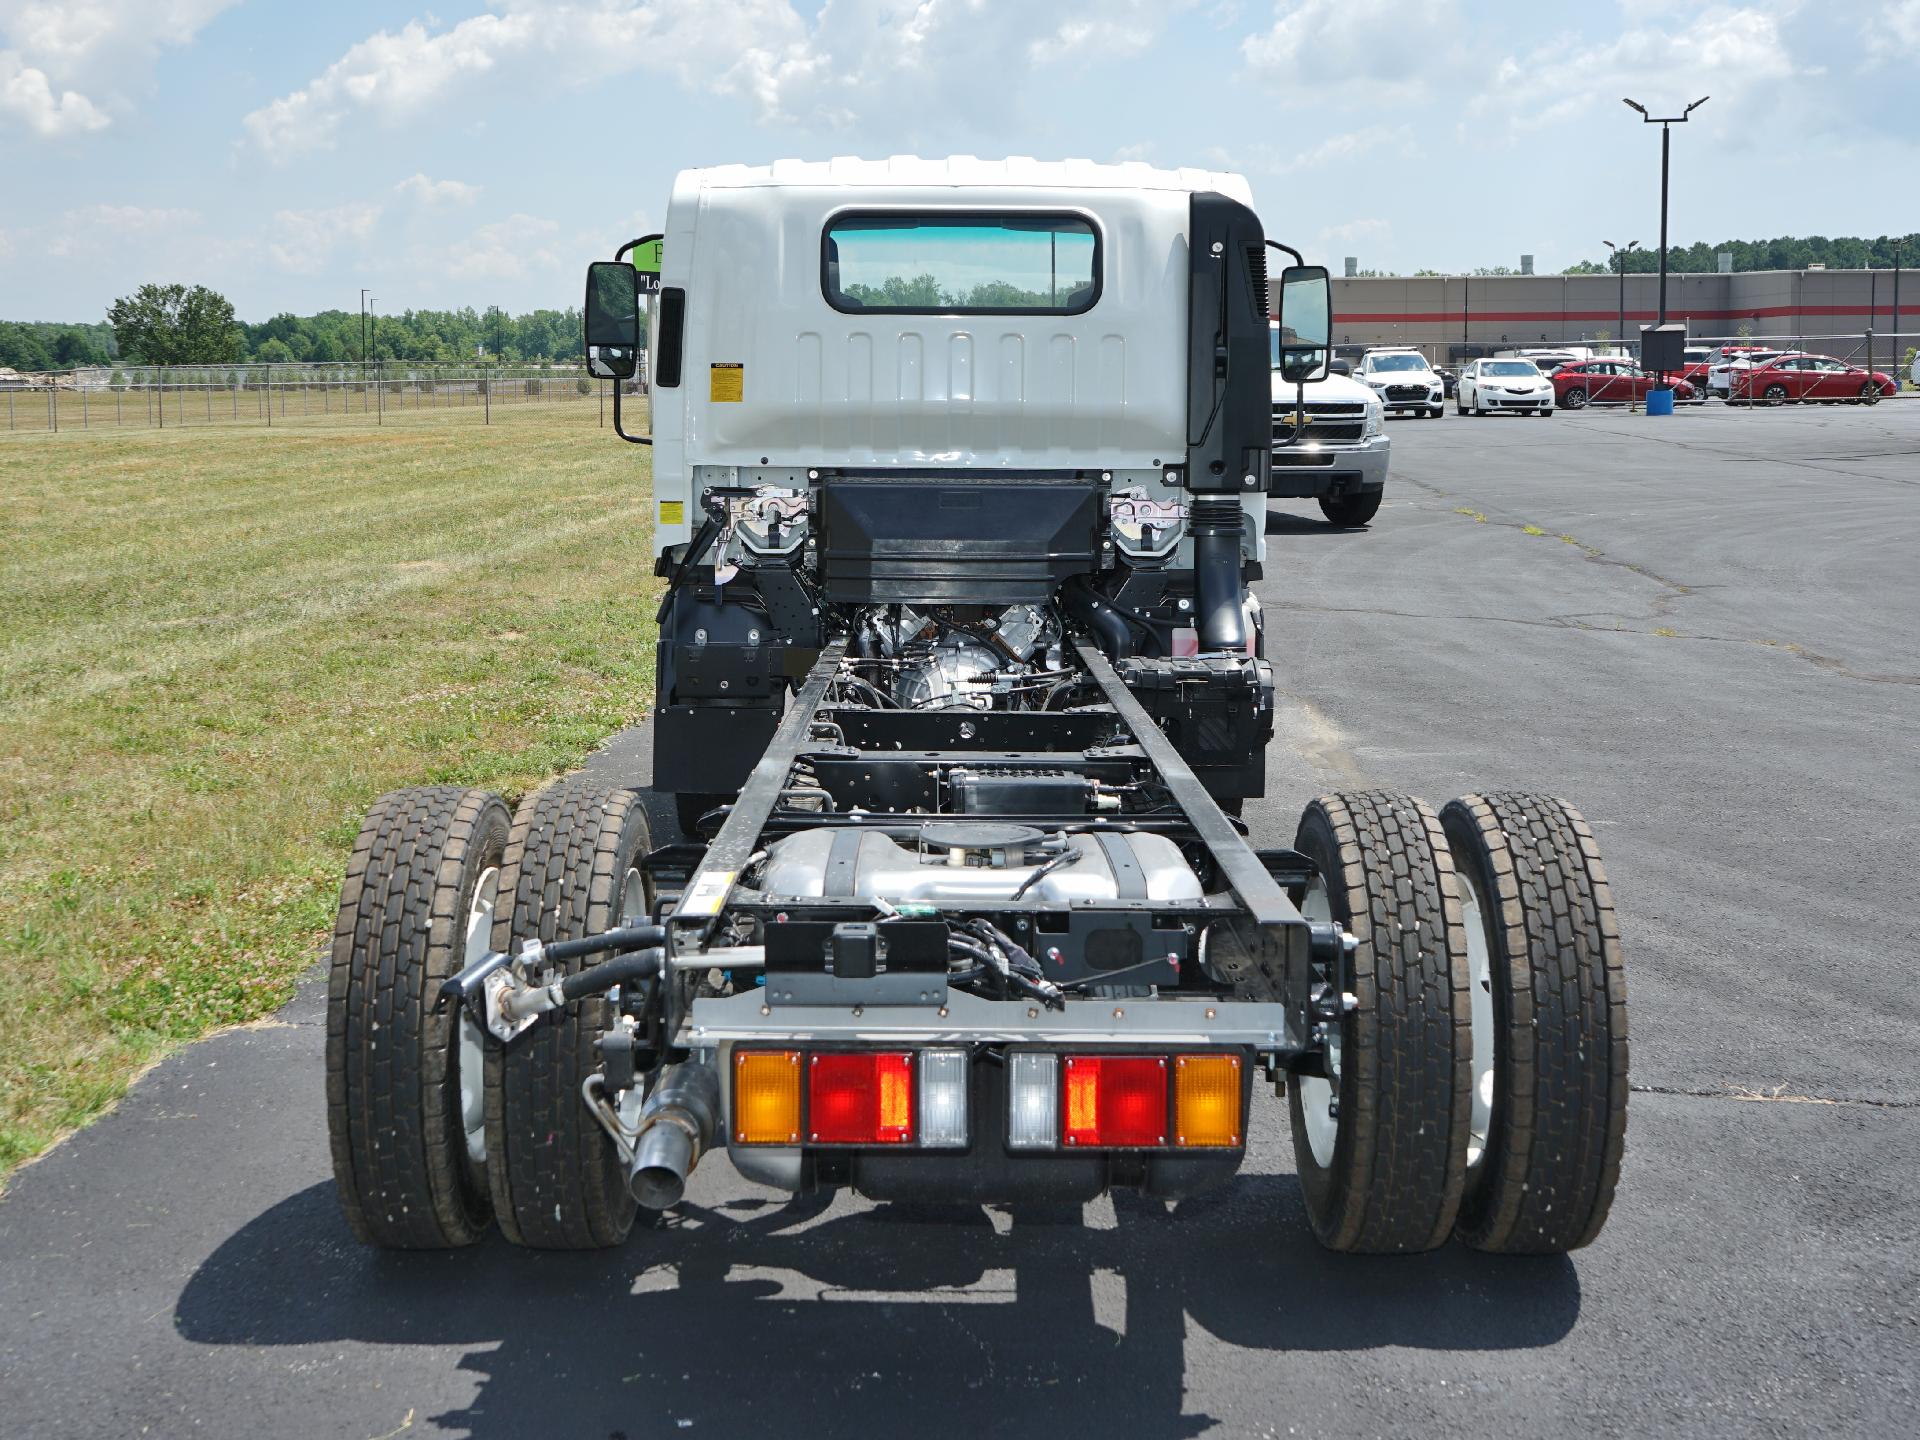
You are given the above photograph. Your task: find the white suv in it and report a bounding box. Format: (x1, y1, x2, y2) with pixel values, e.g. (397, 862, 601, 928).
(1355, 348, 1446, 418)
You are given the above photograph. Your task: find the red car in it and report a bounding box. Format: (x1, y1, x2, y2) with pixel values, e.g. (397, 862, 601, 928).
(1552, 360, 1698, 409)
(1730, 354, 1895, 405)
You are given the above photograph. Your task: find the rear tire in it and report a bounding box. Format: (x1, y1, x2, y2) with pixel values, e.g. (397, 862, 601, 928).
(1441, 794, 1628, 1253)
(485, 782, 654, 1248)
(1763, 383, 1789, 405)
(1288, 792, 1471, 1253)
(327, 786, 508, 1248)
(1318, 490, 1383, 528)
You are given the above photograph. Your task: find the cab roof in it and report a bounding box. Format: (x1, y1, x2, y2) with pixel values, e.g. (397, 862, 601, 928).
(680, 155, 1254, 202)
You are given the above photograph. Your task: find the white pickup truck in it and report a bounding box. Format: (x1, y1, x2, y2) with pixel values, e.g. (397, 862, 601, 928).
(1268, 324, 1389, 526)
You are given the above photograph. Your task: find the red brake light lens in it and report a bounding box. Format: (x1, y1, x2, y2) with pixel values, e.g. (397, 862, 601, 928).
(1062, 1056, 1168, 1147)
(808, 1052, 914, 1145)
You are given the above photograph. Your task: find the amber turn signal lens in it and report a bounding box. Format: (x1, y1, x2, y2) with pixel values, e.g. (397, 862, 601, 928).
(1173, 1053, 1241, 1147)
(734, 1050, 802, 1144)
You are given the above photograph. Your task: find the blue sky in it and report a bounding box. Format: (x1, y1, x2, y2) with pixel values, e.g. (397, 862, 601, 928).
(3, 1, 1916, 323)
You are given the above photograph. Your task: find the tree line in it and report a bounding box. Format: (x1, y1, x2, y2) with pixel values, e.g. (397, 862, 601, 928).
(1, 282, 629, 373)
(1565, 232, 1918, 276)
(1352, 233, 1920, 279)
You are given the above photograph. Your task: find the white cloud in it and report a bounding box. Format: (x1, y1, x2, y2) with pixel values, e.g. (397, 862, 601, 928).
(1867, 0, 1920, 60)
(48, 203, 200, 257)
(0, 0, 239, 135)
(241, 2, 811, 161)
(1029, 2, 1194, 65)
(267, 203, 383, 275)
(1242, 0, 1465, 104)
(1477, 6, 1800, 132)
(395, 172, 482, 206)
(0, 49, 106, 134)
(449, 213, 563, 282)
(242, 0, 1196, 159)
(1207, 124, 1418, 176)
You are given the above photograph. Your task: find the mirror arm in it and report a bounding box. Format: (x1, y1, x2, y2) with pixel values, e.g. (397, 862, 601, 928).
(602, 235, 662, 446)
(1265, 239, 1305, 268)
(611, 381, 651, 446)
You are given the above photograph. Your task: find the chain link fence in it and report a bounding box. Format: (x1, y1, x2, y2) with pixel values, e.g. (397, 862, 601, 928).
(0, 360, 650, 436)
(1342, 330, 1920, 388)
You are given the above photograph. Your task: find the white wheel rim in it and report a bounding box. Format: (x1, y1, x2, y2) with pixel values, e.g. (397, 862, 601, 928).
(458, 865, 497, 1167)
(1458, 861, 1495, 1174)
(620, 866, 646, 927)
(1297, 876, 1341, 1168)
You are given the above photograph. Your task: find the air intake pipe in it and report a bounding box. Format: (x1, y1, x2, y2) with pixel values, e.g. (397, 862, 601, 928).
(628, 1057, 721, 1209)
(1190, 495, 1248, 653)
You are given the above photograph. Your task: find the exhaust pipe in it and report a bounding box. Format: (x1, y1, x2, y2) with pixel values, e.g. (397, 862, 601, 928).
(628, 1057, 721, 1210)
(1190, 496, 1249, 653)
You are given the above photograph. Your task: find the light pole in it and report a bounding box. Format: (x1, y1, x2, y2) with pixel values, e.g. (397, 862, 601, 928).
(359, 288, 372, 370)
(1604, 240, 1640, 355)
(1623, 96, 1708, 328)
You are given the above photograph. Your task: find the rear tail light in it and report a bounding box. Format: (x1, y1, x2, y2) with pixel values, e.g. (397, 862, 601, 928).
(917, 1049, 969, 1149)
(734, 1050, 802, 1145)
(1007, 1052, 1059, 1150)
(808, 1052, 914, 1145)
(1173, 1054, 1242, 1147)
(1063, 1055, 1167, 1147)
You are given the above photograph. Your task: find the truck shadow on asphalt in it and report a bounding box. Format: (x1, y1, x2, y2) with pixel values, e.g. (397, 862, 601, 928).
(1264, 511, 1362, 536)
(175, 1176, 1578, 1439)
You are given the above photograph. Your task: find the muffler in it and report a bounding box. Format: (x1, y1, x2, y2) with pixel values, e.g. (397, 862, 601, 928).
(628, 1057, 721, 1210)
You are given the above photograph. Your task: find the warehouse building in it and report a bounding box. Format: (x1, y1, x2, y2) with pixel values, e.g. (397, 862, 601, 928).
(1331, 268, 1912, 364)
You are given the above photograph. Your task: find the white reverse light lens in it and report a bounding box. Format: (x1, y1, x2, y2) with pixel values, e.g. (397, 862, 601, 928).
(918, 1049, 969, 1148)
(1008, 1052, 1059, 1149)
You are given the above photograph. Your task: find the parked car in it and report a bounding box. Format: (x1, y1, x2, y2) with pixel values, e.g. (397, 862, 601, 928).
(1514, 350, 1577, 375)
(1729, 354, 1896, 405)
(1436, 366, 1458, 398)
(1677, 345, 1717, 388)
(1708, 349, 1788, 399)
(1354, 348, 1446, 418)
(1456, 358, 1553, 416)
(1552, 360, 1698, 409)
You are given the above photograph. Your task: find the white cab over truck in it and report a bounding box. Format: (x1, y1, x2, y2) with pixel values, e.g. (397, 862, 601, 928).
(327, 159, 1628, 1267)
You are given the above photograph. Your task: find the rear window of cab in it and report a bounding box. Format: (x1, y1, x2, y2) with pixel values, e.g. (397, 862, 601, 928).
(823, 213, 1100, 315)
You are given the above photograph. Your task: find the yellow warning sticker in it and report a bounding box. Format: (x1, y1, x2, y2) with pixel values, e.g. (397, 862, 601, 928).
(659, 499, 684, 526)
(678, 871, 737, 917)
(709, 362, 744, 403)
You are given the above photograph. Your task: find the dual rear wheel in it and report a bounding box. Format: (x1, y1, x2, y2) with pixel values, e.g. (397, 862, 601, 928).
(327, 782, 652, 1250)
(1286, 790, 1627, 1254)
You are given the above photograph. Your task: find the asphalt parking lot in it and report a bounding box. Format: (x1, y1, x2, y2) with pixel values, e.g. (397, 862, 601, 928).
(2, 402, 1916, 1439)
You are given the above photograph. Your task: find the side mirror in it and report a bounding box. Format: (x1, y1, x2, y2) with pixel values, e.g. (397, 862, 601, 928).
(1329, 358, 1352, 376)
(1276, 265, 1331, 383)
(583, 260, 639, 380)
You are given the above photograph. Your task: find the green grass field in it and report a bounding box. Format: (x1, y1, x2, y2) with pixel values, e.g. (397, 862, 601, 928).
(0, 403, 658, 1181)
